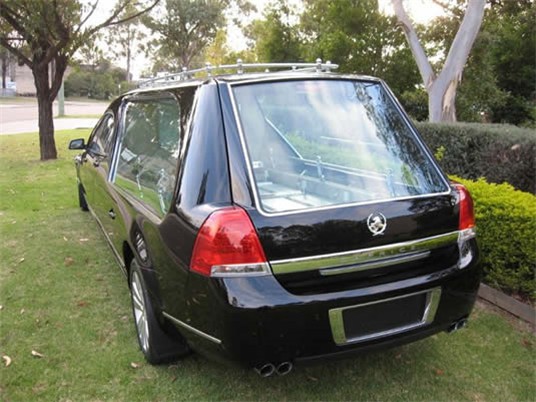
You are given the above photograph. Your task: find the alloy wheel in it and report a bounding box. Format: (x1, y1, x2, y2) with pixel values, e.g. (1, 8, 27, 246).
(131, 271, 149, 353)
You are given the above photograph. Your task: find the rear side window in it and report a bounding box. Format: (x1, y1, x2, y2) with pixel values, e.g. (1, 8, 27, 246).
(232, 80, 448, 214)
(115, 96, 181, 216)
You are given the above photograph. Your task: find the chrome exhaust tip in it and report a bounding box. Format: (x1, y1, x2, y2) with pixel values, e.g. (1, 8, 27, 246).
(254, 363, 275, 377)
(456, 318, 468, 330)
(275, 361, 293, 376)
(448, 318, 468, 333)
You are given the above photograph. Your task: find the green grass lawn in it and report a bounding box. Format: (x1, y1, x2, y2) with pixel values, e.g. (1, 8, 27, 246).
(0, 131, 535, 401)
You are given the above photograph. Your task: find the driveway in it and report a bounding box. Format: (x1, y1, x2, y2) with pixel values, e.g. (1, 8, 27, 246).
(0, 99, 107, 135)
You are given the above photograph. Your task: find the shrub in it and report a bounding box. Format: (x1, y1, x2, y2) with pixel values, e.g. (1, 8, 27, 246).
(454, 176, 536, 301)
(415, 122, 535, 194)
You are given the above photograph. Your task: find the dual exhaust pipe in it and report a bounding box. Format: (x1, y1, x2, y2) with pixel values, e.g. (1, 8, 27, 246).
(255, 318, 469, 376)
(254, 361, 293, 377)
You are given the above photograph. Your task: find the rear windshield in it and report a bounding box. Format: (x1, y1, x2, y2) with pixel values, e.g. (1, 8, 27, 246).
(232, 79, 448, 213)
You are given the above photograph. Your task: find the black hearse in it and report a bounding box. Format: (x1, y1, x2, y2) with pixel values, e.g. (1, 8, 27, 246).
(68, 60, 481, 377)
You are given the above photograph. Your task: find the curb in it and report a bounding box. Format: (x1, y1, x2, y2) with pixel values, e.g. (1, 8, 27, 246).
(478, 283, 535, 325)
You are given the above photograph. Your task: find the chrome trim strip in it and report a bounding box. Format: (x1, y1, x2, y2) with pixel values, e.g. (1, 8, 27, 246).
(319, 251, 430, 276)
(329, 287, 442, 345)
(162, 312, 222, 345)
(226, 79, 452, 218)
(271, 231, 459, 275)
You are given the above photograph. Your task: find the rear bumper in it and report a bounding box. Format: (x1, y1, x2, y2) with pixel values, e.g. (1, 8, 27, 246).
(174, 253, 481, 368)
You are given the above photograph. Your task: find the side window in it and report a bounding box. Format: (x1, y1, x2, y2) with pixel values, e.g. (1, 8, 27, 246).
(115, 96, 181, 216)
(88, 114, 115, 156)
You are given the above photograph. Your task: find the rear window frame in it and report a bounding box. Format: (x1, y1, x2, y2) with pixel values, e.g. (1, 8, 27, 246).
(227, 76, 451, 217)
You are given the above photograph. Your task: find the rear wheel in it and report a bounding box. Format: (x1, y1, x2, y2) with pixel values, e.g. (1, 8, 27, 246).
(129, 259, 190, 364)
(78, 184, 89, 211)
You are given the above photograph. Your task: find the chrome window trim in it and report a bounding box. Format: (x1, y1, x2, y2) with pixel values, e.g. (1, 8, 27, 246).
(162, 312, 222, 345)
(226, 78, 452, 218)
(270, 231, 460, 275)
(329, 287, 442, 345)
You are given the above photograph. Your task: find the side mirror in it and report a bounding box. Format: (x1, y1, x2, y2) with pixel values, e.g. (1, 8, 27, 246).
(69, 138, 86, 150)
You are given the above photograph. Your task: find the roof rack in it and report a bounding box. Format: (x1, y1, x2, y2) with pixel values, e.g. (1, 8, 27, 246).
(139, 58, 339, 88)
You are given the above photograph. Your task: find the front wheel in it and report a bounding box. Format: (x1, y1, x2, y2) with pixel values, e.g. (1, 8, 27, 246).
(129, 259, 189, 364)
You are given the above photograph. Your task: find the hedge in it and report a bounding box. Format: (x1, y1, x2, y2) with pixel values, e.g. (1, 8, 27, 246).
(415, 122, 535, 194)
(453, 176, 536, 301)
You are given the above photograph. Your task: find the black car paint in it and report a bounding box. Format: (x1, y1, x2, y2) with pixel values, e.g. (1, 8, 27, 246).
(181, 259, 479, 367)
(72, 75, 481, 369)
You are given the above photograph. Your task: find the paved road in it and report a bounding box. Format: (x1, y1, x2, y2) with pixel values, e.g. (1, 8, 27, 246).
(0, 99, 107, 135)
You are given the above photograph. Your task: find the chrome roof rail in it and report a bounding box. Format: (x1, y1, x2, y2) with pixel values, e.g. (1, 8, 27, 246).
(138, 58, 339, 88)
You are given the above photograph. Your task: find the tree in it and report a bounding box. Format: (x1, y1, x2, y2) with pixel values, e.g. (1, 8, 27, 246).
(106, 3, 144, 81)
(415, 0, 535, 125)
(65, 58, 129, 100)
(0, 0, 158, 160)
(202, 29, 254, 67)
(486, 0, 535, 125)
(391, 0, 486, 122)
(142, 0, 228, 72)
(142, 0, 254, 73)
(78, 37, 104, 71)
(299, 0, 420, 96)
(247, 0, 302, 63)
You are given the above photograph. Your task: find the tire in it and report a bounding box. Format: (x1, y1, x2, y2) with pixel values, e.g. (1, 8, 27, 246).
(129, 259, 190, 364)
(78, 183, 89, 211)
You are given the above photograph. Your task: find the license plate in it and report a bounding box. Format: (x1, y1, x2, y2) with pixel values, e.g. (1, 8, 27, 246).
(329, 288, 441, 345)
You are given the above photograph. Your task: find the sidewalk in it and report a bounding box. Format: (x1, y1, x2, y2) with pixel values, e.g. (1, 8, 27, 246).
(0, 118, 98, 135)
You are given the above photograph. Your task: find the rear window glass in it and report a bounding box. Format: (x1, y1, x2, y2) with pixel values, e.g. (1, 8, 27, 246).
(232, 80, 448, 213)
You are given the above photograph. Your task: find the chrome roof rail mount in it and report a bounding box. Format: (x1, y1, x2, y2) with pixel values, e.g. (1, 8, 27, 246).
(138, 58, 339, 88)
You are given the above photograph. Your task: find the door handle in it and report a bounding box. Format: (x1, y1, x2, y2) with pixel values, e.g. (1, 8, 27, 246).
(108, 209, 116, 219)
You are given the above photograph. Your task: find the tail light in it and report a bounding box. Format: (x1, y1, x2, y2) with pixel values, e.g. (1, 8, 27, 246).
(453, 183, 476, 269)
(190, 207, 270, 277)
(454, 183, 475, 230)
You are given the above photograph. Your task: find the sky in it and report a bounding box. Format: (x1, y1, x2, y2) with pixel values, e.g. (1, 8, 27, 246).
(379, 0, 444, 23)
(88, 0, 445, 79)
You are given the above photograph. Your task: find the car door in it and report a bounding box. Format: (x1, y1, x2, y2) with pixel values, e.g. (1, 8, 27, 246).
(88, 110, 131, 261)
(80, 112, 115, 209)
(111, 90, 195, 311)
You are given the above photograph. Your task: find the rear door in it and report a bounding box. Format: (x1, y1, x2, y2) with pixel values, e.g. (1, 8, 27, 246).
(111, 90, 194, 309)
(227, 78, 460, 294)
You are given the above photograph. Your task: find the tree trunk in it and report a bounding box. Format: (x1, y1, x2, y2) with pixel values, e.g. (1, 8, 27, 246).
(33, 64, 57, 160)
(1, 53, 7, 89)
(429, 79, 458, 122)
(391, 0, 486, 123)
(126, 44, 131, 82)
(126, 27, 132, 82)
